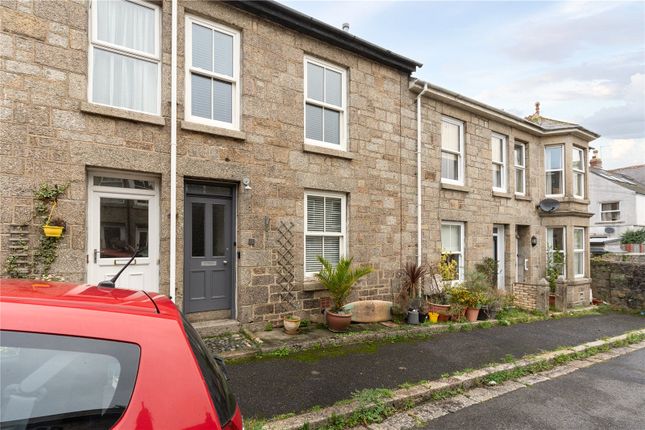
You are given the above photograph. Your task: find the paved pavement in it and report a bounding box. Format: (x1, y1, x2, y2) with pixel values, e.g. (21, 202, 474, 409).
(421, 347, 645, 430)
(227, 313, 644, 418)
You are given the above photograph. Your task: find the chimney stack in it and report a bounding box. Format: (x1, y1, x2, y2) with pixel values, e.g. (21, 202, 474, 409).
(590, 149, 602, 169)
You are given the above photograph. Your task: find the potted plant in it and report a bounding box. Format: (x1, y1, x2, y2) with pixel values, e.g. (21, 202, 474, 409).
(283, 315, 301, 335)
(398, 262, 427, 324)
(35, 183, 69, 238)
(480, 289, 504, 320)
(43, 217, 66, 238)
(447, 286, 469, 321)
(620, 228, 645, 253)
(315, 256, 372, 333)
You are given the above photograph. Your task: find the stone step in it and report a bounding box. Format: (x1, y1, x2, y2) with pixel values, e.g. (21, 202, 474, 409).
(192, 319, 241, 338)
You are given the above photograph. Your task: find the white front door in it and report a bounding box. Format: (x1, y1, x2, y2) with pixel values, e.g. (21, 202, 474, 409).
(493, 225, 505, 290)
(87, 171, 160, 292)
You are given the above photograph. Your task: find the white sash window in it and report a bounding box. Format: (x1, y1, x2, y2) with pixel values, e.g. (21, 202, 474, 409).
(304, 192, 346, 276)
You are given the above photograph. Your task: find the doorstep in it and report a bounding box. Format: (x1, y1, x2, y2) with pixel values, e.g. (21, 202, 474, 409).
(193, 318, 241, 338)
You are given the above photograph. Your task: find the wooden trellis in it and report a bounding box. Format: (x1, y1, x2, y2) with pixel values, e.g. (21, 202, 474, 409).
(276, 221, 297, 308)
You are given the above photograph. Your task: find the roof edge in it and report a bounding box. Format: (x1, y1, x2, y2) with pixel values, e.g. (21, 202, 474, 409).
(410, 79, 601, 140)
(224, 0, 422, 73)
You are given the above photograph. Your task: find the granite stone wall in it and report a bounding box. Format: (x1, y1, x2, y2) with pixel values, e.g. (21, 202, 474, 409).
(591, 257, 645, 310)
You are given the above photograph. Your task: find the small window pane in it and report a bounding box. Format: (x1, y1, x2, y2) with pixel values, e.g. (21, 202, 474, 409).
(574, 229, 584, 249)
(492, 136, 503, 163)
(305, 236, 323, 272)
(547, 228, 565, 251)
(100, 198, 149, 258)
(441, 152, 459, 181)
(441, 121, 460, 152)
(93, 48, 158, 114)
(97, 0, 156, 54)
(441, 224, 461, 253)
(547, 171, 563, 195)
(573, 149, 584, 171)
(493, 164, 503, 188)
(213, 80, 233, 123)
(574, 252, 584, 276)
(307, 63, 324, 102)
(515, 169, 525, 194)
(325, 69, 342, 106)
(213, 30, 234, 77)
(574, 172, 584, 196)
(192, 203, 205, 257)
(324, 109, 340, 144)
(307, 196, 324, 232)
(323, 236, 340, 265)
(191, 74, 212, 119)
(306, 104, 323, 141)
(325, 197, 342, 232)
(212, 204, 226, 256)
(192, 23, 213, 71)
(546, 146, 563, 170)
(514, 144, 525, 166)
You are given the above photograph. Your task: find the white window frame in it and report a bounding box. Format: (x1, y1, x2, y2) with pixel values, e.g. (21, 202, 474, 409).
(573, 227, 585, 278)
(88, 0, 162, 115)
(546, 226, 566, 277)
(600, 202, 621, 222)
(491, 133, 507, 192)
(303, 57, 348, 151)
(185, 15, 240, 130)
(304, 191, 347, 278)
(545, 145, 565, 197)
(514, 141, 526, 196)
(441, 221, 465, 282)
(441, 117, 465, 186)
(573, 147, 586, 199)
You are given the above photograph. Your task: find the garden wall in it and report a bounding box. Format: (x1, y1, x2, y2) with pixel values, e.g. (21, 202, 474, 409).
(512, 282, 549, 312)
(591, 257, 645, 310)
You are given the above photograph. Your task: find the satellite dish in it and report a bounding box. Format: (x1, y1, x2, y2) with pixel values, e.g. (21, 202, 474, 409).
(538, 198, 560, 213)
(605, 227, 615, 234)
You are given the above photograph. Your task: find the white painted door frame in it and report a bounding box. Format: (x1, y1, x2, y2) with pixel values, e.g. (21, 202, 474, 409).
(87, 170, 160, 292)
(493, 224, 505, 290)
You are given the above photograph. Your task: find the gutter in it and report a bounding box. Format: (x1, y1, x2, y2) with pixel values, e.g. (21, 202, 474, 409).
(409, 80, 600, 140)
(169, 0, 178, 302)
(415, 82, 430, 266)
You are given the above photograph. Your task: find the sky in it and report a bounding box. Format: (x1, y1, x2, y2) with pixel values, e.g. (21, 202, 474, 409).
(280, 0, 645, 170)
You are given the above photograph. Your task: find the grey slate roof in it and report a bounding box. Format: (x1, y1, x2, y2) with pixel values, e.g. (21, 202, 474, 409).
(591, 167, 645, 195)
(224, 0, 422, 73)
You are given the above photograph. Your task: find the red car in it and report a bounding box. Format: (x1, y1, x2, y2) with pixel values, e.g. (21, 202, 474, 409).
(0, 279, 243, 430)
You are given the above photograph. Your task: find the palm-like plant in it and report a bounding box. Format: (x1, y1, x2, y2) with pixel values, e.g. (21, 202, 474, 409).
(315, 256, 373, 313)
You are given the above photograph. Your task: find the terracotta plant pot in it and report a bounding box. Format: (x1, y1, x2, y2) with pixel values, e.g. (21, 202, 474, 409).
(465, 307, 480, 322)
(43, 225, 64, 238)
(283, 316, 301, 335)
(437, 312, 450, 322)
(326, 310, 352, 333)
(429, 303, 450, 313)
(549, 294, 556, 307)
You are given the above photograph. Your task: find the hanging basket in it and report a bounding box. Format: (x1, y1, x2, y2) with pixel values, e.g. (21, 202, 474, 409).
(43, 225, 64, 238)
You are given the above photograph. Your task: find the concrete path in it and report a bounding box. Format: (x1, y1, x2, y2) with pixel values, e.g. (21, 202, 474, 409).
(419, 347, 645, 430)
(227, 314, 644, 419)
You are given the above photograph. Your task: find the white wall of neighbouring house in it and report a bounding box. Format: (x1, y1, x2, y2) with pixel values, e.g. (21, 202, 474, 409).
(589, 172, 637, 239)
(635, 194, 645, 227)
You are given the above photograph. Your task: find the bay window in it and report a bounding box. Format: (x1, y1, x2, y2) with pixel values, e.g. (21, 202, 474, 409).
(546, 227, 566, 277)
(573, 228, 585, 277)
(573, 147, 586, 198)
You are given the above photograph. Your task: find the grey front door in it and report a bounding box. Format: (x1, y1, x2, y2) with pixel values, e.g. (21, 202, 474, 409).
(184, 190, 234, 314)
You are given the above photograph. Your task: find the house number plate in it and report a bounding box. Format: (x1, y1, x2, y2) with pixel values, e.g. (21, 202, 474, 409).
(201, 261, 217, 266)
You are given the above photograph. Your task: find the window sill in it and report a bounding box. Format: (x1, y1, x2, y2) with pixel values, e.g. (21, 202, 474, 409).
(440, 182, 469, 193)
(514, 194, 532, 201)
(303, 144, 354, 160)
(180, 121, 246, 141)
(303, 280, 326, 292)
(492, 190, 512, 199)
(80, 102, 166, 126)
(596, 220, 624, 225)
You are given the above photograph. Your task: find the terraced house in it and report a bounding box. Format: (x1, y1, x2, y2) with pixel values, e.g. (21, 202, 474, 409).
(1, 0, 598, 329)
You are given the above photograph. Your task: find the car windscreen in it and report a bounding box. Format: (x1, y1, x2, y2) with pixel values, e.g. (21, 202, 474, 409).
(181, 315, 237, 426)
(0, 330, 140, 430)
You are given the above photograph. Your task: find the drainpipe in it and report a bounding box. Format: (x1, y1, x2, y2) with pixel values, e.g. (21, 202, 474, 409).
(169, 0, 178, 302)
(416, 82, 429, 267)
